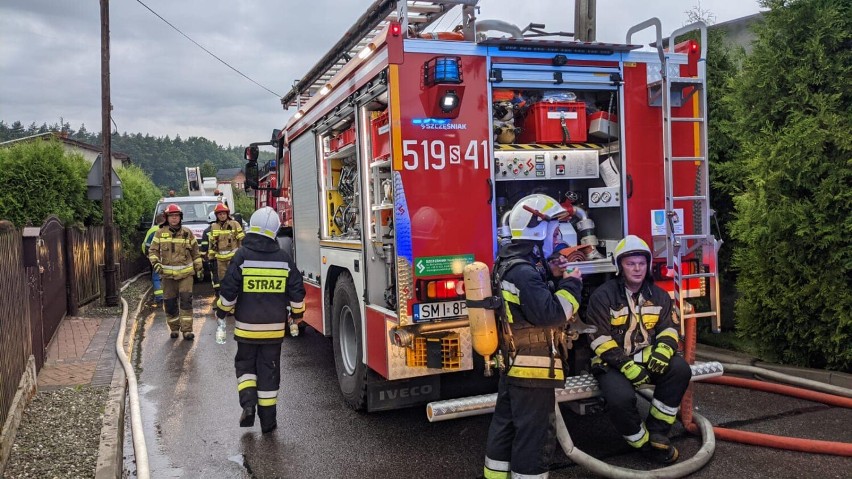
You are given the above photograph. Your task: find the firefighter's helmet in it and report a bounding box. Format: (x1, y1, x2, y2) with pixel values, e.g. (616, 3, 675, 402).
(508, 194, 567, 242)
(613, 235, 652, 276)
(214, 203, 230, 214)
(163, 204, 183, 221)
(207, 211, 216, 223)
(248, 206, 280, 240)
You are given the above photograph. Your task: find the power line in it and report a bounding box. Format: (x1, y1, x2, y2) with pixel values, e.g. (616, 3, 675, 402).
(135, 0, 280, 97)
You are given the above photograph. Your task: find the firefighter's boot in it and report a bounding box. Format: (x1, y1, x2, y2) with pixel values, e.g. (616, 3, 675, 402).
(239, 405, 256, 427)
(166, 317, 180, 339)
(180, 314, 194, 340)
(644, 433, 679, 464)
(259, 405, 277, 434)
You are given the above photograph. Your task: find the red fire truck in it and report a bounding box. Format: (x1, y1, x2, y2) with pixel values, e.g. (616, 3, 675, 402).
(248, 0, 720, 412)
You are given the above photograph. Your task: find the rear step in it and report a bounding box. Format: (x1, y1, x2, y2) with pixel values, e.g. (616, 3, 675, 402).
(426, 361, 723, 422)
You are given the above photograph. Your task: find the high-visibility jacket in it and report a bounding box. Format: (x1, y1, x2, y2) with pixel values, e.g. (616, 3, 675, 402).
(216, 234, 305, 344)
(142, 224, 159, 255)
(586, 277, 679, 370)
(495, 242, 580, 388)
(210, 219, 245, 261)
(200, 225, 212, 256)
(147, 225, 202, 280)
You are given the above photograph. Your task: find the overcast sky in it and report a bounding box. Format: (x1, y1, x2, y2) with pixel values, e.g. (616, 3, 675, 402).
(0, 0, 762, 148)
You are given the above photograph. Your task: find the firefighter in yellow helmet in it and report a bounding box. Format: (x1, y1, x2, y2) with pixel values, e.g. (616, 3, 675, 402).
(483, 194, 583, 479)
(147, 204, 203, 339)
(215, 207, 306, 434)
(586, 235, 691, 464)
(209, 202, 245, 295)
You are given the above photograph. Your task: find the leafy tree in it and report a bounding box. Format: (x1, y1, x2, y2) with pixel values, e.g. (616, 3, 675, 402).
(113, 165, 162, 254)
(0, 140, 94, 226)
(233, 186, 256, 220)
(727, 0, 851, 370)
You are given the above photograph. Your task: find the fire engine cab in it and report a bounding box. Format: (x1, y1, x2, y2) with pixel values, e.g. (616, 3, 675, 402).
(250, 0, 721, 412)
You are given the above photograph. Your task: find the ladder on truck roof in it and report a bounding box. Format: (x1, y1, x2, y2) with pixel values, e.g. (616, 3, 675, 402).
(627, 19, 722, 334)
(280, 0, 479, 110)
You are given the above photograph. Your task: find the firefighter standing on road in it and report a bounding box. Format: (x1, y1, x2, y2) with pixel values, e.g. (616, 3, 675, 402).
(586, 235, 691, 464)
(484, 194, 583, 479)
(142, 213, 165, 306)
(201, 211, 216, 286)
(209, 203, 245, 295)
(147, 204, 203, 340)
(215, 207, 306, 434)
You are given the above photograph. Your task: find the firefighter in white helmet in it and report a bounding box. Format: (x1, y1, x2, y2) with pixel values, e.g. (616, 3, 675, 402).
(209, 202, 245, 295)
(147, 204, 203, 339)
(215, 207, 306, 434)
(483, 194, 583, 479)
(586, 235, 691, 464)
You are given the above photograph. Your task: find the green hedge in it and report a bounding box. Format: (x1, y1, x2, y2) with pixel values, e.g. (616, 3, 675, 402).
(727, 0, 851, 370)
(0, 139, 161, 257)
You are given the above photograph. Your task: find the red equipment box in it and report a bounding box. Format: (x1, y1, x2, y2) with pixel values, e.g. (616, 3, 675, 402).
(588, 111, 619, 140)
(517, 101, 587, 144)
(329, 126, 356, 153)
(371, 111, 390, 159)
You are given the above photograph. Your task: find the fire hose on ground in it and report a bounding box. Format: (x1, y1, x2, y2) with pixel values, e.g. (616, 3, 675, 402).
(117, 274, 151, 479)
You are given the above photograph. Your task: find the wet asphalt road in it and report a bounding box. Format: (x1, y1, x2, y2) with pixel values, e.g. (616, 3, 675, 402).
(125, 283, 852, 478)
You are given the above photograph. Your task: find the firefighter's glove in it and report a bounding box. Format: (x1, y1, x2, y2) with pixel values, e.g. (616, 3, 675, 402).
(620, 360, 651, 389)
(215, 307, 228, 320)
(196, 269, 204, 281)
(152, 263, 163, 274)
(647, 343, 675, 375)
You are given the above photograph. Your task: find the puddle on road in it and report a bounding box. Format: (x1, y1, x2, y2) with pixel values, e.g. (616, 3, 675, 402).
(228, 454, 255, 476)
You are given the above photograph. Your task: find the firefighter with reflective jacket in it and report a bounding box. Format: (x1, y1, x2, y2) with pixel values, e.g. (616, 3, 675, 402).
(215, 207, 306, 434)
(209, 203, 245, 294)
(484, 194, 583, 479)
(142, 213, 164, 306)
(200, 211, 215, 284)
(586, 235, 691, 464)
(147, 204, 203, 339)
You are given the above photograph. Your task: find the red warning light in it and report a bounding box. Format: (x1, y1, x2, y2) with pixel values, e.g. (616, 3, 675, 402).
(390, 22, 401, 37)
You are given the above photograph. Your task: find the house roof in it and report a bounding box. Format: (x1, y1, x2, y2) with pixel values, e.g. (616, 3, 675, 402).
(0, 132, 131, 163)
(216, 167, 244, 180)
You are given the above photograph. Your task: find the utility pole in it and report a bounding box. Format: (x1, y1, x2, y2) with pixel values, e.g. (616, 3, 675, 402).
(574, 0, 596, 42)
(101, 0, 118, 306)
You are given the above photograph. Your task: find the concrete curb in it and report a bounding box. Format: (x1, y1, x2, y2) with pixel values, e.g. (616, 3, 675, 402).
(696, 343, 852, 391)
(0, 355, 37, 477)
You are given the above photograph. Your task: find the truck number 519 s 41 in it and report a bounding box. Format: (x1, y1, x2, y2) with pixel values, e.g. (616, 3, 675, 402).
(402, 139, 490, 171)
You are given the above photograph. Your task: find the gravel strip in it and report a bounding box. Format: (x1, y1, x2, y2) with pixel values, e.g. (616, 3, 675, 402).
(4, 275, 153, 479)
(4, 386, 110, 478)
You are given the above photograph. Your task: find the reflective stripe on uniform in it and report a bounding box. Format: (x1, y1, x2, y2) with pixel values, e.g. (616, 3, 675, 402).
(508, 355, 563, 381)
(591, 336, 619, 356)
(555, 290, 579, 318)
(217, 296, 236, 312)
(258, 389, 278, 406)
(657, 327, 680, 343)
(512, 472, 549, 478)
(236, 321, 287, 331)
(235, 327, 286, 340)
(624, 424, 649, 448)
(650, 399, 679, 424)
(237, 373, 257, 391)
(484, 456, 510, 479)
(161, 263, 194, 276)
(290, 301, 305, 314)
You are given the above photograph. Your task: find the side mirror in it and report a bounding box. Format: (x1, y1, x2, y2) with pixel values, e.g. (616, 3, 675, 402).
(244, 145, 259, 162)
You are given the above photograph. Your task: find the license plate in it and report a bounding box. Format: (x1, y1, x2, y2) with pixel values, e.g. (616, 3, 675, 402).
(413, 300, 467, 322)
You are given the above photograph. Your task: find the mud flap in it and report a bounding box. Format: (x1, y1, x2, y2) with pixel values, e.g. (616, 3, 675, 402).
(367, 376, 440, 412)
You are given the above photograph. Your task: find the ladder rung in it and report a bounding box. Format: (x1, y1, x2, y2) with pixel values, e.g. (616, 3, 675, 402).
(670, 77, 703, 85)
(680, 311, 718, 320)
(675, 234, 712, 240)
(670, 117, 704, 123)
(680, 272, 715, 279)
(670, 156, 705, 162)
(671, 195, 707, 201)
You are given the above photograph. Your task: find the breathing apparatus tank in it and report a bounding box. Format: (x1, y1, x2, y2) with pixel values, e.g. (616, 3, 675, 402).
(463, 262, 499, 376)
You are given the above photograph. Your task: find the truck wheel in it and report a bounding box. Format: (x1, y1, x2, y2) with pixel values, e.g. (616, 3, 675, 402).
(332, 273, 367, 410)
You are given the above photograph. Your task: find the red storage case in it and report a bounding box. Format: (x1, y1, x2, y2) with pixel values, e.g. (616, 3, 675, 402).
(517, 101, 587, 144)
(588, 111, 619, 140)
(371, 111, 390, 159)
(340, 126, 356, 149)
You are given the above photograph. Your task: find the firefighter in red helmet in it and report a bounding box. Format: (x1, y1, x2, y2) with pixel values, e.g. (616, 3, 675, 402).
(147, 204, 203, 339)
(209, 202, 245, 295)
(586, 235, 691, 464)
(483, 194, 583, 479)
